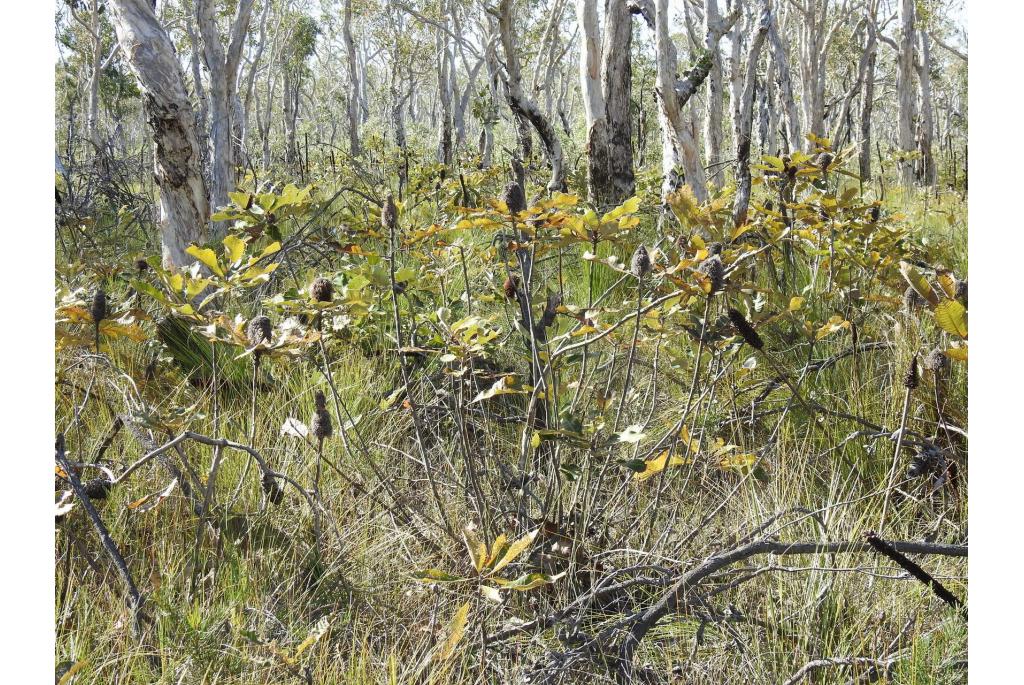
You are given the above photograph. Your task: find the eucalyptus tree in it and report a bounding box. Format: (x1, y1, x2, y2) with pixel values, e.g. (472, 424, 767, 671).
(107, 0, 210, 268)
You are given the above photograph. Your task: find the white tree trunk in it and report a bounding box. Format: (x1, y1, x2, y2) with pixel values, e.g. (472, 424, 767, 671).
(917, 29, 936, 186)
(898, 0, 917, 183)
(767, 11, 802, 152)
(592, 0, 635, 204)
(575, 0, 604, 135)
(197, 0, 254, 236)
(108, 0, 210, 269)
(703, 0, 725, 187)
(343, 0, 361, 156)
(732, 3, 769, 227)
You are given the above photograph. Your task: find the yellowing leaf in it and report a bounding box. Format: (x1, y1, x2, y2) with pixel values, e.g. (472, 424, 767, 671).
(945, 346, 968, 362)
(57, 660, 89, 685)
(127, 479, 178, 512)
(489, 528, 539, 575)
(223, 234, 247, 265)
(789, 296, 805, 311)
(491, 571, 565, 591)
(293, 617, 330, 659)
(186, 245, 224, 277)
(463, 526, 488, 573)
(438, 602, 470, 661)
(934, 299, 967, 338)
(899, 261, 938, 306)
(634, 450, 691, 481)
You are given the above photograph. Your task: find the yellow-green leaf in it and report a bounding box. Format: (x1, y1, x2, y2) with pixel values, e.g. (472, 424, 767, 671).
(899, 261, 938, 306)
(186, 245, 224, 277)
(223, 234, 247, 265)
(438, 602, 470, 661)
(934, 299, 967, 338)
(489, 528, 539, 575)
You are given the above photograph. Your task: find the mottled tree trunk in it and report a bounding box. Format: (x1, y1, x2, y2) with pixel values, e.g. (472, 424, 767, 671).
(343, 0, 361, 156)
(703, 0, 725, 187)
(498, 0, 566, 191)
(108, 0, 210, 269)
(436, 26, 454, 165)
(859, 15, 877, 180)
(197, 0, 254, 236)
(732, 3, 769, 227)
(593, 0, 635, 205)
(917, 29, 936, 186)
(767, 11, 802, 152)
(898, 0, 917, 184)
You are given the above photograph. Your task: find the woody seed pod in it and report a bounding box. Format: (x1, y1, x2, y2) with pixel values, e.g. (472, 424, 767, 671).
(815, 152, 834, 172)
(902, 356, 919, 390)
(314, 390, 327, 412)
(91, 289, 108, 324)
(503, 181, 527, 215)
(954, 278, 967, 307)
(923, 348, 950, 377)
(83, 477, 112, 500)
(312, 408, 333, 440)
(382, 193, 398, 232)
(869, 204, 881, 223)
(698, 255, 725, 293)
(503, 275, 519, 301)
(706, 242, 724, 257)
(262, 472, 284, 505)
(630, 244, 652, 278)
(246, 315, 272, 347)
(728, 308, 764, 350)
(311, 277, 334, 303)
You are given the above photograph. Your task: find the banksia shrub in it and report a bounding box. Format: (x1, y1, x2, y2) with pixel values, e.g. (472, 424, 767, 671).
(630, 245, 652, 279)
(903, 356, 919, 390)
(728, 308, 764, 350)
(503, 182, 526, 215)
(246, 315, 272, 348)
(903, 286, 925, 314)
(91, 289, 108, 324)
(311, 277, 334, 303)
(382, 193, 398, 232)
(698, 255, 725, 293)
(262, 472, 284, 505)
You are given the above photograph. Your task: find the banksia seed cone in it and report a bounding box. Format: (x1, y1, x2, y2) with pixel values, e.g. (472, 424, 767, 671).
(903, 356, 919, 390)
(924, 348, 950, 377)
(311, 277, 334, 303)
(314, 390, 327, 412)
(262, 472, 284, 505)
(706, 242, 724, 257)
(907, 447, 938, 479)
(955, 278, 967, 307)
(869, 204, 881, 223)
(312, 408, 333, 440)
(246, 315, 272, 347)
(135, 258, 149, 273)
(728, 308, 764, 350)
(83, 477, 112, 500)
(540, 292, 561, 328)
(503, 181, 526, 215)
(815, 152, 834, 172)
(382, 193, 398, 232)
(631, 245, 652, 278)
(91, 289, 108, 323)
(698, 255, 725, 293)
(903, 286, 925, 314)
(503, 275, 519, 301)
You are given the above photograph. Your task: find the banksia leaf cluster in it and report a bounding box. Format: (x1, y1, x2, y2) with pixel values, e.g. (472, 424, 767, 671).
(246, 315, 272, 348)
(262, 472, 284, 505)
(902, 356, 919, 390)
(503, 181, 526, 215)
(630, 245, 652, 279)
(91, 289, 108, 324)
(728, 308, 764, 350)
(311, 277, 334, 303)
